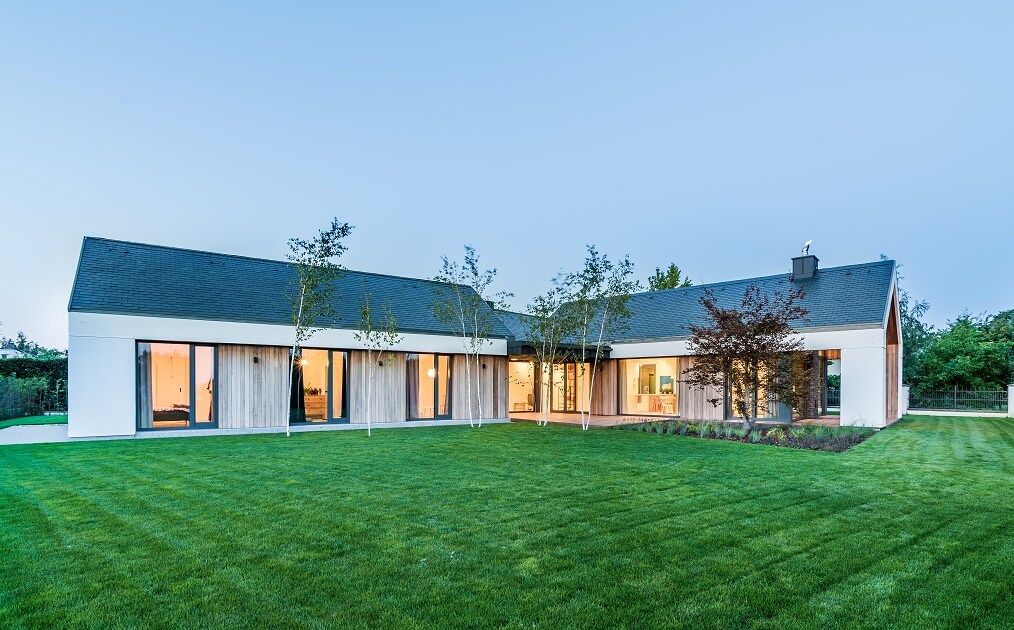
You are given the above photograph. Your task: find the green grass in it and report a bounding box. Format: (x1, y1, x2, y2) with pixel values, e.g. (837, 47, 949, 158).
(0, 414, 67, 430)
(2, 416, 1013, 628)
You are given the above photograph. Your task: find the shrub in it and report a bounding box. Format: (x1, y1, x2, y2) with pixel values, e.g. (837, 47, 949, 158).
(0, 358, 67, 412)
(678, 422, 689, 436)
(0, 376, 49, 420)
(749, 429, 763, 443)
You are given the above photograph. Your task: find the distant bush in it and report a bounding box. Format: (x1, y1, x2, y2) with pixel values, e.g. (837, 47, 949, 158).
(0, 358, 67, 413)
(0, 376, 50, 420)
(614, 420, 875, 452)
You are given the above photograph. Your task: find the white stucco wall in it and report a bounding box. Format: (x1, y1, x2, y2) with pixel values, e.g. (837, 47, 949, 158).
(839, 347, 887, 428)
(610, 325, 890, 427)
(68, 334, 137, 437)
(68, 312, 508, 438)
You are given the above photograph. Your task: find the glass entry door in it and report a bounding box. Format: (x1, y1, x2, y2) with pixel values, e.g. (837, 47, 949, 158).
(550, 362, 587, 413)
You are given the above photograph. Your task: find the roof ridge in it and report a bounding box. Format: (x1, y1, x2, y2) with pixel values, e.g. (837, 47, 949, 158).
(82, 236, 470, 290)
(633, 259, 896, 299)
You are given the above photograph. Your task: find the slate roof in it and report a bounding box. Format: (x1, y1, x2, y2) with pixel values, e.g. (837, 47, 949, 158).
(496, 260, 896, 347)
(494, 310, 537, 343)
(69, 237, 514, 338)
(612, 259, 896, 342)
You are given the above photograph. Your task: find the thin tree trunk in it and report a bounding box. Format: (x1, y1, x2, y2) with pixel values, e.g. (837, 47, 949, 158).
(366, 348, 373, 437)
(287, 291, 305, 438)
(586, 303, 611, 431)
(474, 311, 483, 428)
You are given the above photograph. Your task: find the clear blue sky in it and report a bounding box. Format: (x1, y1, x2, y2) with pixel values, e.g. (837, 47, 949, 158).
(2, 2, 1012, 349)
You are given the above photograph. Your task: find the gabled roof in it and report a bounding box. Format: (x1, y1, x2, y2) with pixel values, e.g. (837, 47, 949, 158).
(69, 237, 513, 338)
(612, 259, 896, 342)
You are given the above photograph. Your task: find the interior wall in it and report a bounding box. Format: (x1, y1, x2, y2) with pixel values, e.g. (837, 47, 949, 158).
(508, 360, 536, 413)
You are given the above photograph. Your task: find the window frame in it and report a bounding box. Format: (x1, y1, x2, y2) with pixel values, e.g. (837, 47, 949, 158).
(290, 347, 350, 424)
(135, 341, 219, 431)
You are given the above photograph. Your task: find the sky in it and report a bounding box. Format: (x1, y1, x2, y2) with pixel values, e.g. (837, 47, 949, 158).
(1, 1, 1012, 349)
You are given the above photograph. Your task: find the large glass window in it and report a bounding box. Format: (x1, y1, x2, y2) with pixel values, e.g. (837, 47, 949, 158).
(407, 354, 451, 420)
(549, 362, 588, 413)
(508, 361, 536, 412)
(137, 342, 216, 430)
(619, 358, 679, 416)
(291, 349, 348, 423)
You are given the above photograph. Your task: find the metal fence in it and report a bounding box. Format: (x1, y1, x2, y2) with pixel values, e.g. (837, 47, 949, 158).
(909, 387, 1009, 412)
(826, 384, 841, 407)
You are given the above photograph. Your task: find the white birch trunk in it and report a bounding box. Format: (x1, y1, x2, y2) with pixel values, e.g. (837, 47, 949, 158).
(585, 303, 611, 431)
(287, 291, 305, 438)
(366, 348, 374, 437)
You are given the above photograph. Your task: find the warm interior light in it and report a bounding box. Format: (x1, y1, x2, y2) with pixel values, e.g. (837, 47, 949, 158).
(427, 368, 436, 378)
(300, 358, 310, 366)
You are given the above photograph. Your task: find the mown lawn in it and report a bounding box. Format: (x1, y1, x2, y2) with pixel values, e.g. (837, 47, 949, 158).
(2, 416, 1012, 628)
(0, 414, 67, 430)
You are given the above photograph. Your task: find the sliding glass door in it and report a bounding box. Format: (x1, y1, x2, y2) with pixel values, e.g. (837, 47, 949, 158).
(290, 349, 349, 424)
(137, 342, 217, 430)
(549, 362, 589, 413)
(407, 353, 451, 420)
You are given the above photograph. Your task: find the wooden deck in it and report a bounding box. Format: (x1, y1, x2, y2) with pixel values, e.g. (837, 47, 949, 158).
(510, 412, 669, 427)
(511, 412, 843, 428)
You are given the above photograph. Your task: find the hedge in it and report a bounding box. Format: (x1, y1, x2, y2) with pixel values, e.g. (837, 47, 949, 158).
(0, 358, 68, 415)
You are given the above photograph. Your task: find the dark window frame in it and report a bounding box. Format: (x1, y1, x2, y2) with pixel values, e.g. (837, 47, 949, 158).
(135, 341, 219, 431)
(407, 353, 453, 421)
(290, 347, 351, 425)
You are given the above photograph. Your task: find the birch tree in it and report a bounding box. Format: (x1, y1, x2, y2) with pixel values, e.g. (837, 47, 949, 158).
(524, 279, 578, 426)
(681, 285, 809, 432)
(286, 219, 353, 437)
(353, 292, 403, 437)
(566, 246, 639, 430)
(432, 246, 510, 428)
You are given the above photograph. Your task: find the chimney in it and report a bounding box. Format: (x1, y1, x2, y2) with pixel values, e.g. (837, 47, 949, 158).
(791, 255, 819, 280)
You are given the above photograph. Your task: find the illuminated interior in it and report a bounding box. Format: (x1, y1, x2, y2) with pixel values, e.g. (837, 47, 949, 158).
(549, 362, 589, 413)
(619, 358, 679, 415)
(292, 349, 329, 422)
(291, 349, 347, 423)
(137, 342, 215, 429)
(508, 360, 536, 412)
(408, 353, 450, 419)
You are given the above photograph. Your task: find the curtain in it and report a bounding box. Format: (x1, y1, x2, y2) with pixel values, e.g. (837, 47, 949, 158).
(406, 354, 420, 419)
(137, 344, 153, 429)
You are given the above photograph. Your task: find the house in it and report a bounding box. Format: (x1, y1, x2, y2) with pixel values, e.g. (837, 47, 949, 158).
(501, 255, 902, 428)
(0, 342, 26, 359)
(67, 237, 901, 438)
(67, 237, 513, 438)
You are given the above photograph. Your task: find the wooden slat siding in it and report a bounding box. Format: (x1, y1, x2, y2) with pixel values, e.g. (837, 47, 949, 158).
(886, 293, 900, 421)
(349, 350, 407, 424)
(451, 355, 495, 420)
(491, 356, 509, 418)
(678, 357, 725, 421)
(590, 360, 618, 416)
(218, 345, 288, 429)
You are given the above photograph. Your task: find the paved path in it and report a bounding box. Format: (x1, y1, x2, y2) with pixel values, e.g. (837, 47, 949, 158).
(0, 424, 72, 445)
